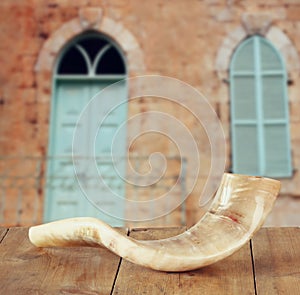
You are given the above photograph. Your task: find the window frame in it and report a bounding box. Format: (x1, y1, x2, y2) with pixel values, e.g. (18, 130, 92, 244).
(54, 31, 127, 80)
(230, 35, 292, 178)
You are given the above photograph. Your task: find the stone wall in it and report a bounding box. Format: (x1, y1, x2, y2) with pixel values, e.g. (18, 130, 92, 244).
(0, 0, 299, 226)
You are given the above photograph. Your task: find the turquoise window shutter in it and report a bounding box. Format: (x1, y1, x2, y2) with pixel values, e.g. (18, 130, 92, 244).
(230, 36, 292, 178)
(45, 33, 128, 225)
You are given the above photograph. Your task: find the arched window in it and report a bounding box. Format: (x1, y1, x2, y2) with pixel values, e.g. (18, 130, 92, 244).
(230, 35, 292, 177)
(45, 32, 127, 225)
(57, 34, 126, 75)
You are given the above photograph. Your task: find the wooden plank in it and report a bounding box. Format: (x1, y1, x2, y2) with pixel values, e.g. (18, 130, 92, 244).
(177, 240, 254, 294)
(0, 227, 127, 295)
(0, 227, 8, 243)
(113, 227, 255, 294)
(252, 227, 300, 295)
(112, 227, 185, 295)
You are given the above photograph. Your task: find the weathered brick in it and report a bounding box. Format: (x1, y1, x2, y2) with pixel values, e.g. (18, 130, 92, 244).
(286, 5, 300, 21)
(0, 0, 300, 227)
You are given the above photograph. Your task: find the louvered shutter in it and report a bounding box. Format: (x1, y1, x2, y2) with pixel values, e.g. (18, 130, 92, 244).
(230, 36, 292, 177)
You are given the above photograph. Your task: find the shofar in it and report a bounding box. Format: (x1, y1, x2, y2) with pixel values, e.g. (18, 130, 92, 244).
(29, 173, 280, 272)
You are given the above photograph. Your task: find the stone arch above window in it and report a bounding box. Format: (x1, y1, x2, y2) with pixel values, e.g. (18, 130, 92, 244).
(215, 15, 300, 84)
(35, 8, 145, 102)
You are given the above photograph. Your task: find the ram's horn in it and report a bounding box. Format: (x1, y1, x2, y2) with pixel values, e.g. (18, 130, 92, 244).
(29, 173, 280, 272)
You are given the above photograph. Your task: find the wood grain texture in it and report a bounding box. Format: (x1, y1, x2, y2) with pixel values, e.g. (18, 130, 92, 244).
(112, 227, 185, 295)
(177, 241, 255, 295)
(0, 227, 126, 295)
(0, 227, 8, 243)
(1, 226, 299, 295)
(113, 227, 255, 294)
(252, 227, 300, 295)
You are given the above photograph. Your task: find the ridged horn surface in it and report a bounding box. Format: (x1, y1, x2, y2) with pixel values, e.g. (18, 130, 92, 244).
(29, 173, 280, 272)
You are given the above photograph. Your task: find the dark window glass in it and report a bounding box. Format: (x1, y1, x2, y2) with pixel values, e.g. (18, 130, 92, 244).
(77, 37, 109, 63)
(96, 47, 125, 74)
(57, 47, 88, 74)
(58, 35, 125, 75)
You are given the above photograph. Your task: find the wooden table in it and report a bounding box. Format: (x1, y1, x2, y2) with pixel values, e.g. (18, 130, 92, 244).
(0, 226, 299, 294)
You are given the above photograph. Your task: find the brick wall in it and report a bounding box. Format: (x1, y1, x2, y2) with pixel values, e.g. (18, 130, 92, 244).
(0, 0, 299, 226)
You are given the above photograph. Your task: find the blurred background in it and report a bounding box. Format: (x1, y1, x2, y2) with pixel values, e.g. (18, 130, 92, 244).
(0, 0, 299, 227)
